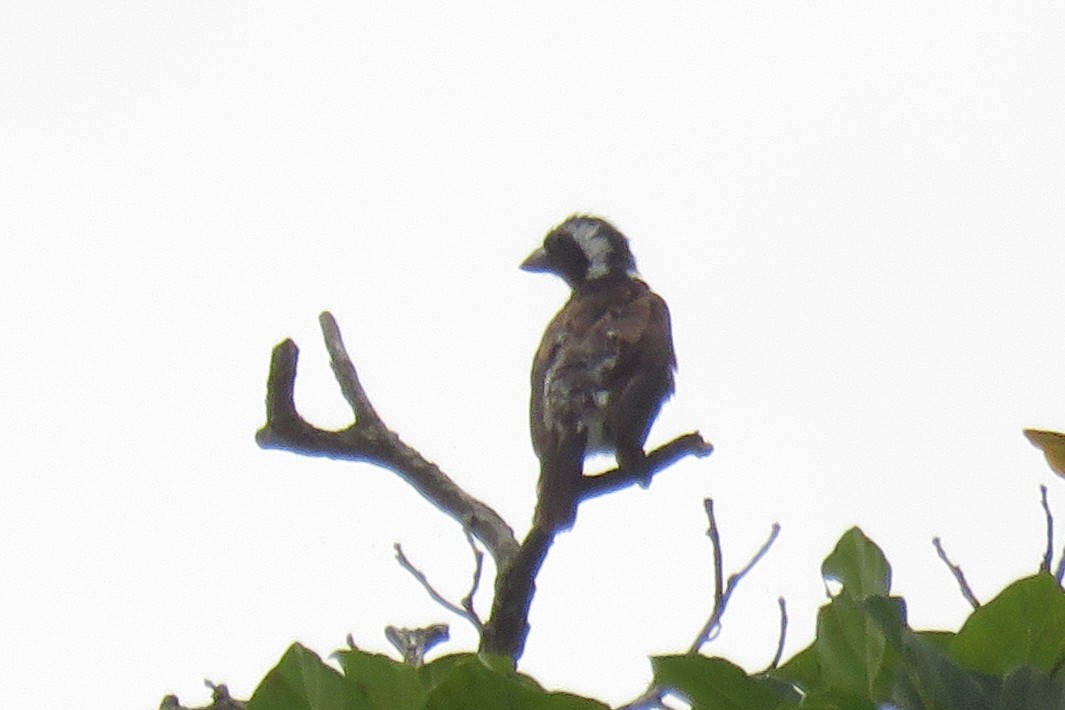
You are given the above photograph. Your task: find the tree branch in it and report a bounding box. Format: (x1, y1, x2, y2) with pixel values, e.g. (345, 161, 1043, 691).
(481, 525, 556, 659)
(256, 312, 711, 665)
(621, 501, 780, 710)
(706, 498, 724, 603)
(690, 507, 780, 653)
(256, 312, 520, 568)
(932, 536, 980, 609)
(394, 543, 484, 632)
(461, 530, 485, 623)
(320, 311, 383, 429)
(578, 433, 713, 500)
(480, 434, 713, 660)
(1040, 484, 1054, 574)
(761, 597, 788, 672)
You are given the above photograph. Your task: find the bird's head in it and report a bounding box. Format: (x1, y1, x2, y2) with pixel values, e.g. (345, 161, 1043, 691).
(521, 215, 637, 289)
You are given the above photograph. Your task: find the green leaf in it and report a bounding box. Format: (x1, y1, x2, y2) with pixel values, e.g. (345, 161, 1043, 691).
(772, 643, 821, 691)
(418, 652, 481, 692)
(950, 574, 1065, 676)
(858, 595, 995, 710)
(248, 643, 350, 710)
(862, 595, 907, 648)
(771, 592, 907, 702)
(423, 654, 606, 710)
(334, 648, 426, 710)
(652, 655, 783, 710)
(915, 631, 956, 653)
(821, 528, 892, 600)
(813, 595, 900, 702)
(774, 639, 888, 707)
(889, 629, 995, 710)
(793, 688, 875, 710)
(994, 665, 1065, 710)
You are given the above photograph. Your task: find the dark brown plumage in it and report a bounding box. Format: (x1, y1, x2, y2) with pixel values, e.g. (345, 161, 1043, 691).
(521, 215, 676, 530)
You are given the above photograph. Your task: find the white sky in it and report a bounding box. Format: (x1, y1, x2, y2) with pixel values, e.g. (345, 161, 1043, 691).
(2, 3, 1064, 708)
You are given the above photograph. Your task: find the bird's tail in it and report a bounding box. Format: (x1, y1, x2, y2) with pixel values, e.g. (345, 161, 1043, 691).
(533, 433, 584, 531)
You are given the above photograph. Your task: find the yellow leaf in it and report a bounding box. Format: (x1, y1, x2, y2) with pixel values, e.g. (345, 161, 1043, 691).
(1023, 429, 1065, 479)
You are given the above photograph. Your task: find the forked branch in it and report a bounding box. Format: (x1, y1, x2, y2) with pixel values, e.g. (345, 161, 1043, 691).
(621, 500, 781, 710)
(256, 312, 520, 567)
(394, 540, 484, 633)
(256, 312, 712, 662)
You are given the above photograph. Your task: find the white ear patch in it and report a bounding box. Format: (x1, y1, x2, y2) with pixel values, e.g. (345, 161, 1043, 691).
(567, 220, 613, 279)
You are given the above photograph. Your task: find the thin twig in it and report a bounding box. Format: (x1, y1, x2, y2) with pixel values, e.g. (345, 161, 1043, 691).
(764, 597, 788, 671)
(690, 515, 781, 653)
(461, 530, 485, 623)
(622, 503, 780, 710)
(1040, 485, 1054, 573)
(1056, 537, 1065, 585)
(705, 499, 724, 603)
(394, 543, 484, 632)
(1048, 482, 1065, 583)
(932, 537, 980, 609)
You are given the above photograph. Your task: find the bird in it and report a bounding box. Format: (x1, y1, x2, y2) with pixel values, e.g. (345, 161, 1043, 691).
(521, 215, 676, 530)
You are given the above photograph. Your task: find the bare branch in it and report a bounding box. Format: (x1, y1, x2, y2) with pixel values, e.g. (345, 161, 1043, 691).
(482, 433, 712, 661)
(933, 537, 980, 609)
(320, 312, 383, 428)
(764, 597, 788, 672)
(578, 433, 713, 500)
(481, 525, 556, 660)
(621, 502, 780, 710)
(691, 511, 780, 653)
(1044, 486, 1065, 583)
(461, 530, 485, 623)
(257, 313, 710, 665)
(705, 498, 724, 603)
(256, 313, 520, 567)
(1040, 484, 1054, 573)
(394, 543, 484, 632)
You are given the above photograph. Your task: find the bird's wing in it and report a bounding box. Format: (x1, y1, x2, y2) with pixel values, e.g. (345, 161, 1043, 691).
(605, 290, 676, 466)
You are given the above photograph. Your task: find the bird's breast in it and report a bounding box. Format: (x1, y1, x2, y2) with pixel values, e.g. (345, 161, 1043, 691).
(578, 390, 613, 454)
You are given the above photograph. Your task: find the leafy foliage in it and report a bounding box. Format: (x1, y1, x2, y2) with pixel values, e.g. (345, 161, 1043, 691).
(949, 573, 1065, 676)
(652, 656, 786, 709)
(243, 527, 1065, 710)
(246, 646, 608, 710)
(661, 528, 1065, 710)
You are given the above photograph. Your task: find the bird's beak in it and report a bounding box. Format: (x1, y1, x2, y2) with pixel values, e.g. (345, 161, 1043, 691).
(520, 246, 552, 273)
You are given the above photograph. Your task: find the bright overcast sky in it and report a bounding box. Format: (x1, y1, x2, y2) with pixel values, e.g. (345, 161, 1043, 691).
(2, 3, 1064, 708)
